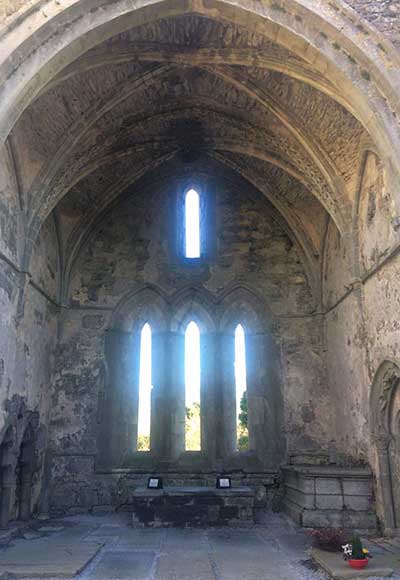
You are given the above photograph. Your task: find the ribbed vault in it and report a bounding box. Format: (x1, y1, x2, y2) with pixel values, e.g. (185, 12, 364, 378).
(2, 2, 399, 309)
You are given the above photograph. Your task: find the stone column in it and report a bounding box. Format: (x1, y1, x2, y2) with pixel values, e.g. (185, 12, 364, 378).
(246, 332, 284, 466)
(152, 332, 185, 460)
(207, 332, 236, 462)
(200, 332, 219, 464)
(374, 433, 396, 533)
(169, 332, 185, 460)
(99, 329, 137, 468)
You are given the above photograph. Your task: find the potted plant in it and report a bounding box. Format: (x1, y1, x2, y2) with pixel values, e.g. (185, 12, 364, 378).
(346, 533, 370, 570)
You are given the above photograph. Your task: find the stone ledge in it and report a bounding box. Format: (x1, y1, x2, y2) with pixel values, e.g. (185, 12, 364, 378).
(312, 548, 393, 579)
(133, 486, 254, 496)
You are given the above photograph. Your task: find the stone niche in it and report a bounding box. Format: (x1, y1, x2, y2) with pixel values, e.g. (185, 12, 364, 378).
(282, 465, 377, 533)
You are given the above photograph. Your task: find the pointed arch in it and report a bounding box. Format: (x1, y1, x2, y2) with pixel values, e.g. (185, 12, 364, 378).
(110, 285, 169, 333)
(171, 287, 216, 334)
(370, 360, 400, 532)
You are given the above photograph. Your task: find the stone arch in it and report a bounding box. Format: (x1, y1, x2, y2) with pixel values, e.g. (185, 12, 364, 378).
(218, 285, 284, 466)
(110, 285, 169, 333)
(219, 285, 271, 334)
(98, 286, 170, 469)
(1, 0, 400, 219)
(171, 287, 216, 334)
(370, 360, 400, 532)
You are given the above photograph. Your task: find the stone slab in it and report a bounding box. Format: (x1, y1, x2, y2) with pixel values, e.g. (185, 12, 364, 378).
(88, 550, 154, 580)
(155, 549, 212, 580)
(312, 548, 394, 579)
(213, 546, 293, 580)
(164, 527, 206, 549)
(0, 540, 103, 578)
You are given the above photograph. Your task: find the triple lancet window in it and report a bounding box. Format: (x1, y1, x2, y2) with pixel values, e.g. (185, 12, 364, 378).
(136, 321, 249, 454)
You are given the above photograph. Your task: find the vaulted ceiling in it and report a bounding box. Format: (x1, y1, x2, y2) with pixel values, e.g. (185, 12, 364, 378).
(9, 13, 371, 296)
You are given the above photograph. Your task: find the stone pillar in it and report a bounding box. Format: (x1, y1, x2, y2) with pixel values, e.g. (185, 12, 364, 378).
(152, 332, 185, 460)
(207, 332, 236, 462)
(200, 332, 219, 464)
(99, 329, 137, 468)
(169, 332, 185, 460)
(246, 332, 284, 466)
(374, 433, 396, 533)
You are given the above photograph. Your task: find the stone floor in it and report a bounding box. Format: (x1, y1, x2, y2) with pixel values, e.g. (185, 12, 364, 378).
(0, 512, 399, 580)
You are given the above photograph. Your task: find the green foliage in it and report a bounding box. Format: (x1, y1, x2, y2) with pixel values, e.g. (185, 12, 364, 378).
(185, 402, 201, 451)
(351, 533, 365, 559)
(237, 433, 249, 451)
(137, 434, 150, 451)
(237, 391, 249, 451)
(239, 392, 248, 429)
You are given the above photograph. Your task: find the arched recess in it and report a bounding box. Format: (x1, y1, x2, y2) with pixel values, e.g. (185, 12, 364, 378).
(0, 426, 15, 528)
(97, 287, 168, 470)
(219, 286, 285, 467)
(171, 290, 216, 458)
(14, 423, 35, 522)
(62, 148, 324, 311)
(370, 360, 400, 533)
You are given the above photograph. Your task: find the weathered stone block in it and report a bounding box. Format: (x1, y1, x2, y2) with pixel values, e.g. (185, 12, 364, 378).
(315, 494, 343, 510)
(342, 479, 372, 496)
(343, 495, 372, 511)
(315, 478, 341, 495)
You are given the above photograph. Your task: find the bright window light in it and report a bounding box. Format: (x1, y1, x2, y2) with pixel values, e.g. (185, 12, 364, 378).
(185, 189, 200, 258)
(235, 324, 249, 451)
(185, 321, 201, 450)
(137, 323, 152, 451)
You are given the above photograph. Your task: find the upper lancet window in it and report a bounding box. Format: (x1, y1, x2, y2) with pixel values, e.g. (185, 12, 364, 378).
(185, 188, 201, 258)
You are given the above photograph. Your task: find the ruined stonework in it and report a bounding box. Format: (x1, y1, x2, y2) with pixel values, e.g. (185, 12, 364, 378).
(0, 0, 399, 531)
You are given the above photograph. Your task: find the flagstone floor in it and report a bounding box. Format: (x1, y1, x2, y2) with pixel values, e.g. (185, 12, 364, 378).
(0, 512, 399, 580)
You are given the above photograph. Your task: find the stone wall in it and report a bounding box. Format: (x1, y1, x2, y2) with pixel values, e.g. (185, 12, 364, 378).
(47, 170, 333, 514)
(323, 147, 400, 527)
(0, 143, 59, 522)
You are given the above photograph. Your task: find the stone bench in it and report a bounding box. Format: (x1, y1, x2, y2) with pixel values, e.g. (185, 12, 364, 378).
(131, 486, 255, 527)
